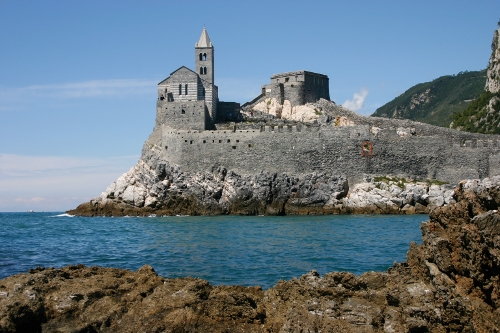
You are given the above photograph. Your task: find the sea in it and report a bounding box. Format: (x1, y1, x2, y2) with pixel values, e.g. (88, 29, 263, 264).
(0, 212, 427, 289)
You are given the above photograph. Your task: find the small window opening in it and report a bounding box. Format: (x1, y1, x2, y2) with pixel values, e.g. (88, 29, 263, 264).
(236, 140, 239, 143)
(200, 67, 203, 74)
(285, 77, 289, 83)
(232, 146, 236, 149)
(227, 139, 230, 143)
(199, 53, 203, 61)
(190, 141, 193, 144)
(185, 84, 188, 95)
(248, 143, 254, 148)
(203, 67, 207, 75)
(181, 109, 185, 114)
(178, 84, 182, 95)
(219, 140, 222, 143)
(165, 146, 168, 150)
(203, 53, 207, 61)
(184, 140, 187, 142)
(203, 140, 206, 143)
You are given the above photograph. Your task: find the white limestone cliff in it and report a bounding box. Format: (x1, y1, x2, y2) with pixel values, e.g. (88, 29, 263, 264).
(485, 25, 500, 93)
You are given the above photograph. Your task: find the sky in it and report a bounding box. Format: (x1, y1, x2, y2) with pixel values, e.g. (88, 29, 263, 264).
(1, 0, 499, 212)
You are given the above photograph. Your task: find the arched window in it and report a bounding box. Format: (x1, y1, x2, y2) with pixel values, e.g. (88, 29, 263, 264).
(199, 53, 202, 61)
(181, 109, 185, 114)
(202, 87, 205, 97)
(203, 67, 207, 75)
(178, 84, 182, 95)
(203, 53, 207, 61)
(200, 67, 203, 74)
(185, 84, 188, 95)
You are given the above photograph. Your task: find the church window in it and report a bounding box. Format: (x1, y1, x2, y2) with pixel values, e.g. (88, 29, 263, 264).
(200, 67, 203, 74)
(181, 109, 185, 114)
(199, 53, 203, 61)
(203, 67, 207, 75)
(179, 84, 182, 95)
(185, 84, 188, 95)
(202, 87, 206, 97)
(203, 53, 207, 61)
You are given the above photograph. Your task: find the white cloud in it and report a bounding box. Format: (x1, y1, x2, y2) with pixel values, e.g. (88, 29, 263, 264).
(0, 154, 139, 212)
(0, 79, 158, 111)
(342, 87, 369, 112)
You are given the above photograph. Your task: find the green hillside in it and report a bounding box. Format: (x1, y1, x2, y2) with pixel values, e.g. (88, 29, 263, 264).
(371, 70, 487, 127)
(450, 90, 500, 134)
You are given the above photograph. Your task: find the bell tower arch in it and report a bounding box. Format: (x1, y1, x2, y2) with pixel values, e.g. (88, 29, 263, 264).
(195, 27, 214, 85)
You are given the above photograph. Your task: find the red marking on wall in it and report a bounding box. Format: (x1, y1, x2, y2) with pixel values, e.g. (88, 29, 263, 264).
(362, 141, 373, 156)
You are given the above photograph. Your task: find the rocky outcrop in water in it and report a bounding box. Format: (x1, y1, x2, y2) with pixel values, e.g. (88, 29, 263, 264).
(3, 176, 500, 332)
(68, 159, 455, 217)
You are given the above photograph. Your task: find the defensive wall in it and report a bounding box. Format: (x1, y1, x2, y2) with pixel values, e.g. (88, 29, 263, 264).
(161, 124, 500, 184)
(156, 100, 210, 131)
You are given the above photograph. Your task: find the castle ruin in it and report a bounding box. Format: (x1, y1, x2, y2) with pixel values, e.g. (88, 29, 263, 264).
(155, 29, 500, 184)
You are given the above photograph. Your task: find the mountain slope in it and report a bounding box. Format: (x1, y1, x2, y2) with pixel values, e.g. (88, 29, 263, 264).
(371, 70, 486, 127)
(450, 24, 500, 134)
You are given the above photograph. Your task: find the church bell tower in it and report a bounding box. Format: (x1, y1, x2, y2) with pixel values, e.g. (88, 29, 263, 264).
(195, 28, 214, 85)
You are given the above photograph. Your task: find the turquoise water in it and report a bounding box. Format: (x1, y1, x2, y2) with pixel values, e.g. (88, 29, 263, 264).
(0, 213, 426, 289)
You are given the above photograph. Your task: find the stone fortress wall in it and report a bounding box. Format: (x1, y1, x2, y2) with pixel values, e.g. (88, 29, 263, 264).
(161, 121, 500, 184)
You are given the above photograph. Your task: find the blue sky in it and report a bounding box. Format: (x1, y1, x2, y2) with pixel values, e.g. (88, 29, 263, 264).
(1, 0, 499, 211)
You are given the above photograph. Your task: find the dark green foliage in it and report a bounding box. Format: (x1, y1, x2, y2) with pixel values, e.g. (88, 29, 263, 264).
(450, 90, 500, 134)
(372, 70, 487, 127)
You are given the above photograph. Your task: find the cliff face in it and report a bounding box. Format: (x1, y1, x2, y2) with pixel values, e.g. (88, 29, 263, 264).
(2, 177, 500, 332)
(486, 26, 500, 94)
(450, 25, 500, 134)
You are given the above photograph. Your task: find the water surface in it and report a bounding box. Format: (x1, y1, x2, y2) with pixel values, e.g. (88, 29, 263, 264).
(0, 213, 426, 289)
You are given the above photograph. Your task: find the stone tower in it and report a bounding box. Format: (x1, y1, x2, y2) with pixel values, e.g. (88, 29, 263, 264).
(195, 28, 214, 85)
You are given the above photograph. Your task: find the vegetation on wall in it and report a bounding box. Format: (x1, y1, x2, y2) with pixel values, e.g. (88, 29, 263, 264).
(371, 70, 487, 127)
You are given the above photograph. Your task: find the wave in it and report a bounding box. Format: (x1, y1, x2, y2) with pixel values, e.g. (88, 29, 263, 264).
(50, 213, 75, 217)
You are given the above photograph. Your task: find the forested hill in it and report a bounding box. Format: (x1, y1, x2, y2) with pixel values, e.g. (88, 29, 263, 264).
(371, 69, 486, 127)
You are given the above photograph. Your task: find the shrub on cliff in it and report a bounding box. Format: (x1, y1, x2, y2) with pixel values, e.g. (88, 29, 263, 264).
(451, 91, 500, 134)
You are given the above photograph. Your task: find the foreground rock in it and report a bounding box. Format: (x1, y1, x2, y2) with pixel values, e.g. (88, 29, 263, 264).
(3, 176, 500, 332)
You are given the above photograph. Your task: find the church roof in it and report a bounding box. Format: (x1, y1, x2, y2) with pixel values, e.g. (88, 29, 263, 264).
(195, 28, 212, 48)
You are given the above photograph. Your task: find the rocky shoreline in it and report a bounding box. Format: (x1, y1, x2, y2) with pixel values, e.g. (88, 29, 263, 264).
(2, 176, 500, 332)
(68, 160, 457, 217)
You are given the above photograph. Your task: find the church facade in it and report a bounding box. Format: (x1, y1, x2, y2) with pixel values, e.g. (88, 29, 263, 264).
(157, 28, 218, 130)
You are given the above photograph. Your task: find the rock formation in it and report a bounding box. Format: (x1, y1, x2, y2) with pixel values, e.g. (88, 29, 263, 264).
(3, 176, 500, 332)
(69, 160, 458, 217)
(486, 24, 500, 94)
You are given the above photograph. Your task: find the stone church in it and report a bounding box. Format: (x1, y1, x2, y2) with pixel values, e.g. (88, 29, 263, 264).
(157, 28, 218, 130)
